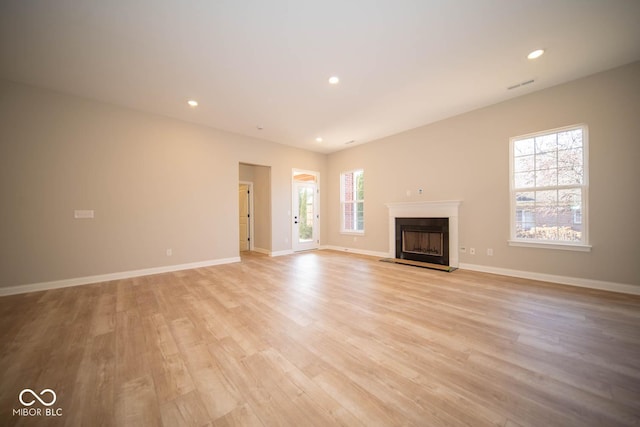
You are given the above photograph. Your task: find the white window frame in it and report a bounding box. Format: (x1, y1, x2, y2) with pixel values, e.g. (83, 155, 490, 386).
(340, 169, 364, 234)
(508, 124, 591, 252)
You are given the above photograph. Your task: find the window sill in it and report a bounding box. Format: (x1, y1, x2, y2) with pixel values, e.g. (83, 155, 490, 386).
(341, 231, 365, 236)
(508, 240, 592, 252)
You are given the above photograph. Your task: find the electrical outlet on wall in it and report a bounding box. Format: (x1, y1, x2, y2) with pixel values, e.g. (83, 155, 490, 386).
(469, 248, 476, 255)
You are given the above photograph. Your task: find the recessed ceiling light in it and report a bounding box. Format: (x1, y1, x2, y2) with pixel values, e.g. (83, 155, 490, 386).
(328, 76, 340, 85)
(257, 125, 264, 130)
(187, 99, 198, 107)
(527, 49, 545, 60)
(315, 137, 323, 143)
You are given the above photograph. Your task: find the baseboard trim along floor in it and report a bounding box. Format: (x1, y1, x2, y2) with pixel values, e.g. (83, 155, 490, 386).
(0, 257, 241, 296)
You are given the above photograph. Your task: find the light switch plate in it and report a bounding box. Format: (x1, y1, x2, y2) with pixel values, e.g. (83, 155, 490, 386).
(74, 210, 94, 219)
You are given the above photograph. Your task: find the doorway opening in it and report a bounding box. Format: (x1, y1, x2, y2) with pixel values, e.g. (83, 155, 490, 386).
(239, 163, 271, 255)
(292, 169, 320, 251)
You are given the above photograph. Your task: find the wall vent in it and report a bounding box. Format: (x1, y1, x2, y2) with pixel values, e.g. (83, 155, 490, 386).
(508, 79, 535, 90)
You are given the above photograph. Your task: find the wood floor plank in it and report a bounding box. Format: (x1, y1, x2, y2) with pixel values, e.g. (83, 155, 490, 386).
(64, 331, 116, 427)
(159, 390, 210, 427)
(210, 403, 265, 427)
(1, 250, 639, 426)
(89, 286, 117, 337)
(114, 375, 161, 426)
(149, 352, 195, 404)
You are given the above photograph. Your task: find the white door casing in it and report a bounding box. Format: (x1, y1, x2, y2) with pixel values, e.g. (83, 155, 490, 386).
(239, 182, 253, 252)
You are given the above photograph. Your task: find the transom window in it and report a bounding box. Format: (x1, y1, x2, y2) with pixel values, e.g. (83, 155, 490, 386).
(340, 169, 364, 233)
(509, 124, 590, 251)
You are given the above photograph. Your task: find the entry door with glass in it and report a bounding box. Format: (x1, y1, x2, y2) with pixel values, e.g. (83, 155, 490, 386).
(292, 171, 319, 251)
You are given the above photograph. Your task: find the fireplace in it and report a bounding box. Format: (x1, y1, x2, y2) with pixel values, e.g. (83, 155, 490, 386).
(402, 231, 443, 256)
(386, 200, 461, 268)
(396, 217, 449, 265)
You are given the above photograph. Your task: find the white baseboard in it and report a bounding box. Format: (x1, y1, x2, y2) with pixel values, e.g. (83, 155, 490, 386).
(270, 249, 295, 257)
(320, 245, 390, 259)
(250, 247, 294, 257)
(459, 263, 640, 296)
(319, 246, 640, 295)
(0, 257, 241, 297)
(252, 247, 271, 256)
(5, 254, 635, 297)
(252, 248, 295, 257)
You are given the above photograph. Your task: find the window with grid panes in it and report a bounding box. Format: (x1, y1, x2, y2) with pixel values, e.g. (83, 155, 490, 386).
(509, 125, 590, 251)
(340, 169, 364, 233)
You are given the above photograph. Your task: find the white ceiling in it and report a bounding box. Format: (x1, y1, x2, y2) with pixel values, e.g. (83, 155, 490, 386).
(2, 1, 640, 153)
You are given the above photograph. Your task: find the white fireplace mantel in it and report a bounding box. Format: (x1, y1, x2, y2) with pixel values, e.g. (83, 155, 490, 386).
(385, 200, 462, 268)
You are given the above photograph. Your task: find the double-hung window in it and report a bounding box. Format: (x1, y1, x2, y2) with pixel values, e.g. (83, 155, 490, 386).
(340, 169, 364, 233)
(509, 124, 590, 251)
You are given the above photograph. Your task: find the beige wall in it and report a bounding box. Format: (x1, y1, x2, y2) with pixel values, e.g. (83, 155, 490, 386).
(2, 62, 638, 289)
(0, 80, 326, 287)
(327, 61, 640, 286)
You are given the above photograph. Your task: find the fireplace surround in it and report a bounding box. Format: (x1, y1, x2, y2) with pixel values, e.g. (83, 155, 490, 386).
(385, 201, 461, 268)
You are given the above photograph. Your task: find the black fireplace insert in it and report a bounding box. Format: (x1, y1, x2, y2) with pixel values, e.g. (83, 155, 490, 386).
(395, 217, 449, 266)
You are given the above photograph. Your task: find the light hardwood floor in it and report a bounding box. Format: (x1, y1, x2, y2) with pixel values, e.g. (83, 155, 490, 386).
(1, 250, 639, 426)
